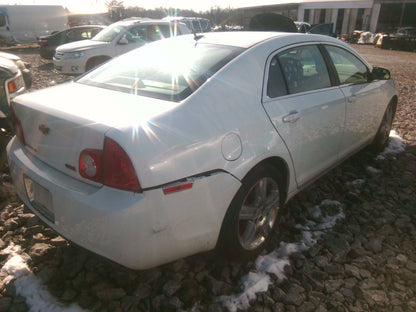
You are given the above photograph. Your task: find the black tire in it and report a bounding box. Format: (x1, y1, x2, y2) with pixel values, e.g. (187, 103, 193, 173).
(85, 57, 110, 72)
(217, 164, 284, 260)
(371, 102, 395, 152)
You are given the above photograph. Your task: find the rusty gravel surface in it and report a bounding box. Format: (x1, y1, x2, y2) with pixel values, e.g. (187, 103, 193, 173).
(0, 44, 414, 312)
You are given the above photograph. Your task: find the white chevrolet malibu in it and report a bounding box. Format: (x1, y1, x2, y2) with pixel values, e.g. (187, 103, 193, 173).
(7, 32, 397, 269)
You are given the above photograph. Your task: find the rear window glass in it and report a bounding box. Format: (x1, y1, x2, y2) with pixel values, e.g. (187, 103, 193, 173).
(76, 40, 243, 102)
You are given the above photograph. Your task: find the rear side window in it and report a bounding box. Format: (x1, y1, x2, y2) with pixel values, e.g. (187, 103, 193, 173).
(276, 45, 331, 95)
(267, 57, 287, 98)
(325, 45, 369, 85)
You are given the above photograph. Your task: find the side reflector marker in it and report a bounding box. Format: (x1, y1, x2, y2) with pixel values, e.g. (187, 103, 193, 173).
(163, 182, 193, 195)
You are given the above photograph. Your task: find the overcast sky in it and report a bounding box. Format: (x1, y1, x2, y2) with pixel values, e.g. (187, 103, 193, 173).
(0, 0, 290, 13)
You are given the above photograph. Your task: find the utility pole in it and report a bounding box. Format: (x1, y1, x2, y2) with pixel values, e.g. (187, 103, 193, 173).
(399, 0, 406, 28)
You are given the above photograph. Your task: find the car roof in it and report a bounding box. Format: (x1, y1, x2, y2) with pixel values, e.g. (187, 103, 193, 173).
(68, 25, 106, 29)
(186, 31, 338, 49)
(113, 18, 177, 27)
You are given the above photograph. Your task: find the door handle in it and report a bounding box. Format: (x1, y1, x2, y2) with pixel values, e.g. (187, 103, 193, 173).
(347, 95, 357, 103)
(282, 111, 300, 123)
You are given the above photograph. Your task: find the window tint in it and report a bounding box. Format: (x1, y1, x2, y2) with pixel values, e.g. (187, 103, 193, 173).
(326, 45, 368, 84)
(277, 45, 331, 94)
(267, 57, 287, 98)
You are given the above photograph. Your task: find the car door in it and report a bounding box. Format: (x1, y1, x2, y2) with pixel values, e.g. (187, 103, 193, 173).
(323, 45, 385, 157)
(114, 25, 147, 56)
(262, 44, 346, 186)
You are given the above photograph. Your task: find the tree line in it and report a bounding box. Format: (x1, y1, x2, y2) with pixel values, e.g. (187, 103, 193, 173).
(107, 3, 245, 27)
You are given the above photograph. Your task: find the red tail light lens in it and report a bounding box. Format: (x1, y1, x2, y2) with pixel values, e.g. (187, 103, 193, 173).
(79, 137, 141, 192)
(10, 104, 26, 145)
(39, 40, 48, 46)
(103, 137, 141, 192)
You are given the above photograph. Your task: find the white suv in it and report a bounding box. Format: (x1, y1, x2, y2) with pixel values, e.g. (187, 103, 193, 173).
(53, 18, 191, 75)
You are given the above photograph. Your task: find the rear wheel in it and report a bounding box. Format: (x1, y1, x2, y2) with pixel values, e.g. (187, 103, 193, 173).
(371, 103, 395, 152)
(218, 165, 283, 260)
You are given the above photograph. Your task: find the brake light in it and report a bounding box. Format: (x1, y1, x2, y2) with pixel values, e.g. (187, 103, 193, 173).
(39, 40, 48, 46)
(103, 137, 141, 192)
(10, 104, 26, 145)
(79, 137, 141, 192)
(8, 81, 17, 93)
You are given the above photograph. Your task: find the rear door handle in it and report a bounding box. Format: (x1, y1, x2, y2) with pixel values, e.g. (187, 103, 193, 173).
(282, 111, 300, 123)
(347, 95, 357, 103)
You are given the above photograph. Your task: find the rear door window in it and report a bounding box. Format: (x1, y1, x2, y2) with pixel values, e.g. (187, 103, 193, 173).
(276, 45, 331, 95)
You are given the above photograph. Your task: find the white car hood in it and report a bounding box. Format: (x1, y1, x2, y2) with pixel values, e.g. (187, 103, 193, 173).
(56, 40, 109, 52)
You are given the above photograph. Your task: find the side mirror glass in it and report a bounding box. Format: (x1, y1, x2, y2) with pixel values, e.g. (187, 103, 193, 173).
(372, 67, 391, 80)
(118, 37, 128, 45)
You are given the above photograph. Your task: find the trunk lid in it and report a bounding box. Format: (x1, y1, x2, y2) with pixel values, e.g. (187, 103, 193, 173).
(13, 82, 177, 183)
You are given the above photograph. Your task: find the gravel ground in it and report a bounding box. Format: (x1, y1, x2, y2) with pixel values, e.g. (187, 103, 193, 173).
(0, 44, 415, 312)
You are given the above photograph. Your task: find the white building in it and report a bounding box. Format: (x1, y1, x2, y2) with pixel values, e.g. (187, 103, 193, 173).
(240, 0, 416, 34)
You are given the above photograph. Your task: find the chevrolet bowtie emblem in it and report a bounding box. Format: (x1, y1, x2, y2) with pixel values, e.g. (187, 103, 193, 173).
(38, 124, 50, 135)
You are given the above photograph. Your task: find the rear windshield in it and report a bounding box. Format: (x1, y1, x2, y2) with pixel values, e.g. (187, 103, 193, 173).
(76, 40, 243, 101)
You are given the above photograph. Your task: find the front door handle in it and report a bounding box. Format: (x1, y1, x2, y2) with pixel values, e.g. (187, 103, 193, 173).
(282, 111, 300, 123)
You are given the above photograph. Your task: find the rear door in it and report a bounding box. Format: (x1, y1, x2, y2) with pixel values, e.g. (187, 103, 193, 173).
(262, 44, 346, 186)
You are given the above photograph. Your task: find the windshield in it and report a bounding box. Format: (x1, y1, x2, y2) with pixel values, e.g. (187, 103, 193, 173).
(92, 24, 125, 42)
(76, 39, 243, 101)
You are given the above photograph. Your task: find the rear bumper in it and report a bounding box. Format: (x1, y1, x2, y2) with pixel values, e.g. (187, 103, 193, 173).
(7, 137, 241, 269)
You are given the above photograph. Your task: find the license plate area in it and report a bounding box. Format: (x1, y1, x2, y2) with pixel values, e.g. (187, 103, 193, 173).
(24, 176, 54, 223)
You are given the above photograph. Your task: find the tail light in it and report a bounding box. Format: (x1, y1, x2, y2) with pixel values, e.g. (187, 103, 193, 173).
(10, 104, 26, 145)
(79, 137, 141, 192)
(39, 40, 48, 46)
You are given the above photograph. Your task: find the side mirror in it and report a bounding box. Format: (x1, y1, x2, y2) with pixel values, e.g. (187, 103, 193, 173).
(118, 37, 128, 45)
(372, 67, 391, 80)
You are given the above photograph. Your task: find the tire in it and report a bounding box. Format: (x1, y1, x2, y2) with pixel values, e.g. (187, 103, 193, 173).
(85, 57, 109, 72)
(371, 103, 395, 152)
(218, 164, 284, 260)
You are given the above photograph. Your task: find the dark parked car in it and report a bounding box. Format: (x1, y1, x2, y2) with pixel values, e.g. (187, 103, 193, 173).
(38, 25, 105, 59)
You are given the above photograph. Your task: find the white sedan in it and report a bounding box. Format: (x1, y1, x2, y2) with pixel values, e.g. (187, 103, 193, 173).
(7, 32, 397, 269)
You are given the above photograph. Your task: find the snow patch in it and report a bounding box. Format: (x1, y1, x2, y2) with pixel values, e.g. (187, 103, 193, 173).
(218, 200, 345, 311)
(377, 130, 405, 161)
(0, 243, 86, 312)
(366, 166, 382, 174)
(382, 130, 405, 156)
(352, 179, 365, 187)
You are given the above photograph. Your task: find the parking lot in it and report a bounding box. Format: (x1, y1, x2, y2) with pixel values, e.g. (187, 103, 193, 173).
(0, 43, 415, 311)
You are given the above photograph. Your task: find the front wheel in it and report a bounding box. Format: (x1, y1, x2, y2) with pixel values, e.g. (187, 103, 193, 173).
(371, 103, 395, 152)
(218, 165, 283, 260)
